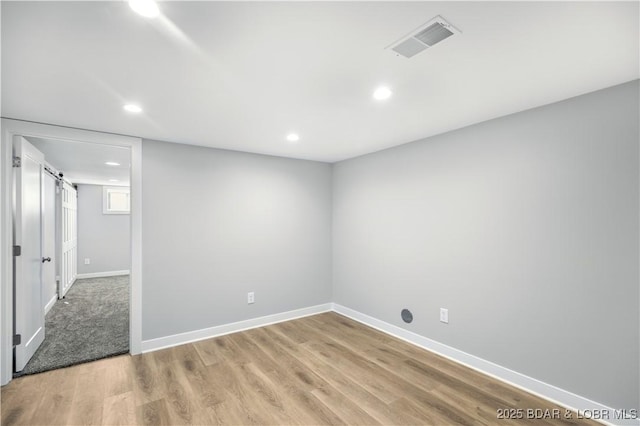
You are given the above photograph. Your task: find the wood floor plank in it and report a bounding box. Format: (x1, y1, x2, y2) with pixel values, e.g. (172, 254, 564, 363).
(206, 361, 277, 425)
(29, 364, 80, 425)
(1, 373, 50, 426)
(101, 391, 137, 426)
(291, 319, 491, 425)
(103, 355, 134, 398)
(156, 359, 215, 425)
(131, 352, 164, 405)
(301, 338, 482, 425)
(139, 398, 172, 426)
(233, 361, 293, 424)
(271, 319, 310, 344)
(310, 382, 382, 426)
(251, 326, 332, 393)
(266, 322, 401, 422)
(207, 398, 252, 425)
(173, 344, 225, 408)
(67, 363, 107, 425)
(300, 337, 417, 405)
(193, 339, 225, 366)
(299, 316, 438, 396)
(291, 339, 416, 425)
(389, 396, 479, 426)
(208, 334, 251, 365)
(1, 312, 601, 426)
(227, 333, 324, 425)
(238, 329, 347, 425)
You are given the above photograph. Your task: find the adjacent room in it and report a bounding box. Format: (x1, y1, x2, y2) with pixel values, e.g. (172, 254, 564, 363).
(12, 137, 131, 376)
(1, 1, 638, 425)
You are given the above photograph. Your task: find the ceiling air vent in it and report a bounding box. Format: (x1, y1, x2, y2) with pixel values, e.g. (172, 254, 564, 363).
(387, 15, 461, 58)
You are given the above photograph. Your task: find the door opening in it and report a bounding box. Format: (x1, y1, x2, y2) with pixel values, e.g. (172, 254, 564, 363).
(1, 118, 142, 385)
(12, 136, 132, 376)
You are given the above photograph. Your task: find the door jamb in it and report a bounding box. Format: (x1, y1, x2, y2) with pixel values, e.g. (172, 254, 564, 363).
(1, 118, 142, 385)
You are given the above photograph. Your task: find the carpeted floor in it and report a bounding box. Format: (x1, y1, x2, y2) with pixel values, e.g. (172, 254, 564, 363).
(16, 275, 129, 376)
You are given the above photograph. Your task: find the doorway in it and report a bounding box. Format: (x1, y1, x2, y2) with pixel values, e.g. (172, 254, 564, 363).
(0, 118, 142, 385)
(13, 136, 132, 375)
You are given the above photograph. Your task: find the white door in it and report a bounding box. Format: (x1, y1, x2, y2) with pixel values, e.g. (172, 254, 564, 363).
(42, 172, 57, 313)
(59, 181, 77, 297)
(13, 136, 46, 372)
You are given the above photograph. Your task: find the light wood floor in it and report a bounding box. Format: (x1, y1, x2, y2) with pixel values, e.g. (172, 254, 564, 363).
(1, 312, 597, 425)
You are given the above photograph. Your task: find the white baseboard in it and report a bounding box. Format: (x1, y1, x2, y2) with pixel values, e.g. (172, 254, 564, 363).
(332, 303, 638, 426)
(141, 303, 333, 353)
(44, 294, 57, 315)
(76, 270, 130, 279)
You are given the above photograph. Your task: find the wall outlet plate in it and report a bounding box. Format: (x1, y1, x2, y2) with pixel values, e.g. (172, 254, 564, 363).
(247, 292, 255, 304)
(84, 258, 90, 265)
(440, 308, 449, 324)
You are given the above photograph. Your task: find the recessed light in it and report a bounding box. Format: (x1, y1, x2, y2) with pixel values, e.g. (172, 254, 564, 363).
(109, 179, 120, 182)
(286, 133, 300, 142)
(373, 86, 393, 100)
(123, 104, 143, 113)
(128, 0, 160, 18)
(105, 162, 120, 166)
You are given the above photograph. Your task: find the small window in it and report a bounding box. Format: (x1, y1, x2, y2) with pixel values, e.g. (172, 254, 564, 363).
(103, 186, 130, 214)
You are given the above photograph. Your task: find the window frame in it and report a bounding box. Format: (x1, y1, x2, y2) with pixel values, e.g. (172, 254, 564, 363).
(102, 186, 131, 215)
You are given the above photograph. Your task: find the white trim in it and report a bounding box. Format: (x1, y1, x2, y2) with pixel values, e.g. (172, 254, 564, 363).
(331, 304, 638, 426)
(0, 118, 143, 385)
(142, 303, 333, 353)
(129, 138, 142, 356)
(1, 128, 13, 385)
(44, 294, 57, 315)
(76, 270, 130, 279)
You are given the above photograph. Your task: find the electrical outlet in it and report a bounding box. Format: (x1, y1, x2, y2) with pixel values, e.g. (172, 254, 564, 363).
(440, 308, 449, 324)
(84, 258, 90, 265)
(247, 292, 255, 304)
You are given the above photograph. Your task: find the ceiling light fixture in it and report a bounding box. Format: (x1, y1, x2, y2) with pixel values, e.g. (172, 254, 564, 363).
(286, 133, 300, 142)
(373, 86, 392, 100)
(105, 162, 120, 166)
(123, 104, 143, 113)
(109, 179, 120, 182)
(128, 0, 160, 18)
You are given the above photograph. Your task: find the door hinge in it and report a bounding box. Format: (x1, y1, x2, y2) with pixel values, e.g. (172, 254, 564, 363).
(13, 334, 21, 346)
(13, 245, 21, 256)
(12, 156, 21, 168)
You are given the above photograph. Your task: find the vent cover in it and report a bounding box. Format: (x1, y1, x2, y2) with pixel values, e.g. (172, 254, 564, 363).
(401, 309, 413, 324)
(388, 15, 460, 58)
(414, 22, 454, 46)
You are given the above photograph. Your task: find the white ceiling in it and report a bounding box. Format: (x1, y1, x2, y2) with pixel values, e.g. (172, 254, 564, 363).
(27, 137, 131, 186)
(3, 1, 639, 163)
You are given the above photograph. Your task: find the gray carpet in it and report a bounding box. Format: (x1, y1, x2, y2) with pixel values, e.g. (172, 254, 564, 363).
(16, 275, 129, 376)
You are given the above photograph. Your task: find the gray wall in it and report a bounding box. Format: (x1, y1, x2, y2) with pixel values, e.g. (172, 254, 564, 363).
(332, 80, 639, 409)
(77, 184, 130, 274)
(141, 141, 332, 340)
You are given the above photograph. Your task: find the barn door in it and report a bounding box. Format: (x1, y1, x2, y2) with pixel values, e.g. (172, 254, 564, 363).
(59, 181, 77, 298)
(13, 136, 46, 372)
